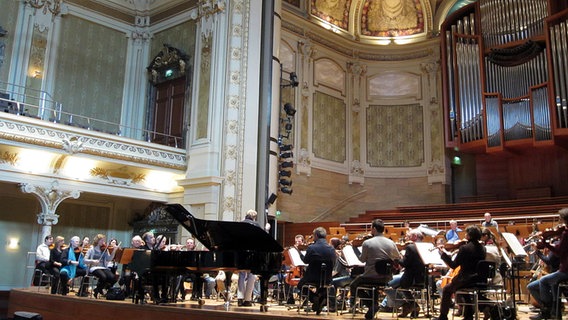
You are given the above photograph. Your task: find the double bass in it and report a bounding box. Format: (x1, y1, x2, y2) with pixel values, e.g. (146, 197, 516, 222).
(282, 246, 307, 286)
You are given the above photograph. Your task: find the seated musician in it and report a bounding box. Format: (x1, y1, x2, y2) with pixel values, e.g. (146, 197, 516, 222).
(481, 228, 503, 286)
(297, 227, 336, 315)
(118, 235, 145, 298)
(59, 236, 88, 296)
(527, 238, 560, 310)
(84, 234, 118, 298)
(330, 237, 351, 309)
(34, 235, 53, 282)
(526, 208, 568, 320)
(348, 218, 401, 320)
(49, 236, 65, 294)
(177, 238, 206, 301)
(393, 229, 424, 318)
(432, 225, 486, 320)
(141, 231, 155, 250)
(283, 234, 307, 305)
(446, 220, 462, 243)
(482, 212, 498, 228)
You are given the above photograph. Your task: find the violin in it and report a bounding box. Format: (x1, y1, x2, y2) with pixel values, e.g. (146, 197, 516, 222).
(535, 224, 566, 249)
(396, 241, 414, 251)
(441, 239, 468, 251)
(352, 233, 373, 247)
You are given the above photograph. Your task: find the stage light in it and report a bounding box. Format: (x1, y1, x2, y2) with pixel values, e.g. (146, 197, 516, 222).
(280, 151, 293, 159)
(289, 72, 299, 87)
(284, 103, 296, 116)
(280, 187, 293, 195)
(279, 144, 293, 152)
(279, 170, 291, 177)
(285, 123, 293, 131)
(280, 161, 293, 169)
(266, 193, 277, 205)
(279, 179, 292, 186)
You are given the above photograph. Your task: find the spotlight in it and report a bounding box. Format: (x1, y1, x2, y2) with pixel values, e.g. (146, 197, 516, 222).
(280, 151, 293, 159)
(285, 122, 293, 131)
(280, 161, 293, 168)
(289, 72, 299, 87)
(284, 103, 296, 116)
(279, 170, 291, 177)
(279, 179, 292, 186)
(279, 144, 293, 152)
(280, 187, 293, 195)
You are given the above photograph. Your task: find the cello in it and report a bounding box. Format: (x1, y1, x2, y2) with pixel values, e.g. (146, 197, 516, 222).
(282, 246, 306, 286)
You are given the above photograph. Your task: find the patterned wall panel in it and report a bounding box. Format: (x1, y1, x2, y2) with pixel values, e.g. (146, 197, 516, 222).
(54, 16, 127, 129)
(0, 0, 19, 84)
(313, 91, 346, 163)
(367, 104, 424, 167)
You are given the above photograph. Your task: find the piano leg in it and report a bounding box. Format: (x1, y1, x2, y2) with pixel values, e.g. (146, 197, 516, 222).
(258, 273, 270, 312)
(223, 271, 233, 311)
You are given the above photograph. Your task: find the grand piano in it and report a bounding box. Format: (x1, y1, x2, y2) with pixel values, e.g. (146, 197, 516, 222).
(148, 203, 283, 311)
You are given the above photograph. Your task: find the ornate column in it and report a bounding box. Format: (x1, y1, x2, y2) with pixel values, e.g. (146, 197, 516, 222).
(20, 180, 80, 241)
(347, 61, 367, 185)
(420, 61, 446, 185)
(296, 40, 316, 176)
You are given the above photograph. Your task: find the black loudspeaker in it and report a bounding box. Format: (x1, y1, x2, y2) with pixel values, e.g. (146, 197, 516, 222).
(13, 311, 43, 320)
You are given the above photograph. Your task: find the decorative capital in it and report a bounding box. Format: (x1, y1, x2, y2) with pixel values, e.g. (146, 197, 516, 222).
(20, 180, 81, 226)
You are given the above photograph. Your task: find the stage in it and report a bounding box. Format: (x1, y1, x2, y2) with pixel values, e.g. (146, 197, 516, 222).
(7, 287, 543, 320)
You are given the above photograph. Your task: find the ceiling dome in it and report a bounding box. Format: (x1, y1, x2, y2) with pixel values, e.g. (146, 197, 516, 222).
(283, 0, 476, 45)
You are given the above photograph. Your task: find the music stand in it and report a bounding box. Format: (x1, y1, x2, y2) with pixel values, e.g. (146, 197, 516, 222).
(119, 248, 137, 265)
(415, 242, 448, 317)
(501, 232, 528, 307)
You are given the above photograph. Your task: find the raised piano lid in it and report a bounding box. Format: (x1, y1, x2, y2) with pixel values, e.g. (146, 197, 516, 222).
(162, 203, 283, 252)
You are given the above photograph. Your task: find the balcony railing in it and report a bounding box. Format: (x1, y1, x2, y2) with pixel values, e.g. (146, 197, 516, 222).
(0, 82, 184, 148)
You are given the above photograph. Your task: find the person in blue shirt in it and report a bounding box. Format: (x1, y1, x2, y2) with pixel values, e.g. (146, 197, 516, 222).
(445, 220, 462, 243)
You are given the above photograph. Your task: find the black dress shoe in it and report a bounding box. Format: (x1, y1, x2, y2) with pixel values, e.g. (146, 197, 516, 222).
(237, 299, 244, 306)
(242, 301, 252, 307)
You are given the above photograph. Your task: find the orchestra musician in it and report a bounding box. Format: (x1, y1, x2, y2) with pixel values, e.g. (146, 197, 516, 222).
(432, 225, 486, 320)
(49, 236, 65, 294)
(84, 234, 118, 299)
(283, 234, 307, 305)
(151, 234, 170, 304)
(330, 237, 351, 310)
(118, 235, 145, 298)
(296, 227, 336, 315)
(526, 208, 568, 320)
(348, 218, 401, 320)
(237, 209, 266, 307)
(394, 229, 424, 318)
(527, 238, 560, 309)
(446, 220, 462, 243)
(34, 235, 53, 284)
(59, 236, 88, 296)
(482, 212, 498, 228)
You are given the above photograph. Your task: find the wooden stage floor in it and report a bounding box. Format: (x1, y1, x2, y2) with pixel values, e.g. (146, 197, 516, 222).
(7, 288, 545, 320)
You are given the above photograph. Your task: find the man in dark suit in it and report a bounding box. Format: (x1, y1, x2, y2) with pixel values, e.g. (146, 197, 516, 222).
(297, 226, 336, 314)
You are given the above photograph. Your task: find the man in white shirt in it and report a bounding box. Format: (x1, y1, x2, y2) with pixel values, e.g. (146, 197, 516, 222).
(34, 235, 53, 285)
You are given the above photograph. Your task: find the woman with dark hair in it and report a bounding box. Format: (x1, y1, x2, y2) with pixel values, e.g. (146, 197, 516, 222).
(433, 225, 486, 320)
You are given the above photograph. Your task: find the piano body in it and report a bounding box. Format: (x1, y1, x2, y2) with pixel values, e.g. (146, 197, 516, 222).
(147, 203, 283, 310)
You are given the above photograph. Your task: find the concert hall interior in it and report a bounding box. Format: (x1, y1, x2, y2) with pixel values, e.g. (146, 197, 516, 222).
(2, 0, 568, 319)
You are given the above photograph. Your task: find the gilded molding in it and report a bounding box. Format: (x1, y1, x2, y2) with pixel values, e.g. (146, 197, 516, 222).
(0, 151, 18, 166)
(0, 118, 186, 170)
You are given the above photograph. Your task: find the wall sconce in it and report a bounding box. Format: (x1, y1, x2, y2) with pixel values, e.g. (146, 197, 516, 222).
(33, 70, 42, 78)
(7, 237, 19, 250)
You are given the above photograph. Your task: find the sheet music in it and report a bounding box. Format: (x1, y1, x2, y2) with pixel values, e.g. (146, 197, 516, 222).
(501, 232, 528, 257)
(342, 245, 365, 267)
(287, 247, 307, 267)
(415, 242, 447, 268)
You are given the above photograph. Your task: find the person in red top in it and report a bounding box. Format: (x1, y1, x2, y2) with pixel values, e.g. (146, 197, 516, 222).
(529, 208, 568, 320)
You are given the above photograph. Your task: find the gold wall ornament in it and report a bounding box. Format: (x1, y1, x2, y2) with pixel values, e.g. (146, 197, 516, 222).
(0, 151, 18, 166)
(90, 166, 146, 186)
(26, 0, 62, 17)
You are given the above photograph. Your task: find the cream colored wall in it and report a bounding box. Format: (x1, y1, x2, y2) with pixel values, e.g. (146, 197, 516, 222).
(277, 31, 447, 222)
(278, 167, 446, 223)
